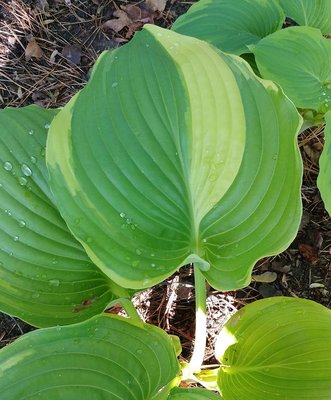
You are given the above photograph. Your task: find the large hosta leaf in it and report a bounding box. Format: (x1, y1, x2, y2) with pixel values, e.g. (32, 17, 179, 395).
(0, 314, 180, 399)
(252, 26, 331, 114)
(169, 388, 222, 399)
(279, 0, 331, 35)
(47, 25, 302, 291)
(0, 106, 126, 327)
(216, 297, 331, 399)
(317, 111, 331, 215)
(171, 0, 285, 55)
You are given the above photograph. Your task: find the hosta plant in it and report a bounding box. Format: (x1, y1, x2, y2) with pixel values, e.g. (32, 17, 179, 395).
(0, 14, 330, 400)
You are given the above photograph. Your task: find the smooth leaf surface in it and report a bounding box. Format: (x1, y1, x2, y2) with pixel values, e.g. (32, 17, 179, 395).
(47, 25, 302, 291)
(0, 314, 180, 399)
(0, 106, 126, 327)
(279, 0, 331, 34)
(216, 297, 331, 400)
(317, 111, 331, 215)
(168, 388, 222, 399)
(172, 0, 285, 55)
(252, 26, 331, 114)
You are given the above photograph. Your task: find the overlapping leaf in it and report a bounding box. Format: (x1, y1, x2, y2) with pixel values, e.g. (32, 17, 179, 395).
(279, 0, 331, 34)
(216, 297, 331, 400)
(171, 0, 285, 55)
(47, 25, 302, 291)
(168, 388, 222, 399)
(0, 106, 126, 327)
(252, 26, 331, 114)
(317, 111, 331, 215)
(0, 314, 180, 399)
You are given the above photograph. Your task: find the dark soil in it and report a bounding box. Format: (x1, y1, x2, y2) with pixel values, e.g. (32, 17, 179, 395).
(0, 0, 330, 367)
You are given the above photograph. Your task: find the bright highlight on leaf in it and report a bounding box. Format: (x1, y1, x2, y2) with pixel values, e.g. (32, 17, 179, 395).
(318, 111, 331, 215)
(171, 0, 285, 55)
(47, 25, 302, 292)
(0, 106, 126, 327)
(279, 0, 331, 35)
(216, 297, 331, 400)
(252, 26, 331, 114)
(0, 314, 180, 399)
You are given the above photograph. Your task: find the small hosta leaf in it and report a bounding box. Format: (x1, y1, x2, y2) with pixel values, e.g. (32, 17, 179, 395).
(0, 314, 180, 399)
(47, 25, 302, 291)
(252, 26, 331, 114)
(172, 0, 285, 55)
(317, 111, 331, 215)
(216, 297, 331, 399)
(0, 106, 126, 327)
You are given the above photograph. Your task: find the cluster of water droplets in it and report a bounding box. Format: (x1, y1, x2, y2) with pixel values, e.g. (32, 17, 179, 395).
(119, 211, 138, 231)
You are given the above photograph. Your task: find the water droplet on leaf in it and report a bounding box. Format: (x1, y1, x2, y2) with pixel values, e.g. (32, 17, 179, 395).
(18, 176, 28, 186)
(49, 279, 60, 287)
(3, 161, 13, 171)
(21, 163, 32, 176)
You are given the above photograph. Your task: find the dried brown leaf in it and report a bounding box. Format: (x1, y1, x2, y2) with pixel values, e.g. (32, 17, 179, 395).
(61, 45, 81, 65)
(124, 4, 142, 21)
(103, 9, 132, 33)
(145, 0, 167, 12)
(25, 36, 43, 61)
(251, 271, 278, 283)
(298, 243, 319, 265)
(32, 91, 51, 108)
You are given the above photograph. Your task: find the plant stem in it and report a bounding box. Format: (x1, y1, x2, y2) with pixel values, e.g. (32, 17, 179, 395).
(186, 265, 207, 375)
(107, 298, 142, 323)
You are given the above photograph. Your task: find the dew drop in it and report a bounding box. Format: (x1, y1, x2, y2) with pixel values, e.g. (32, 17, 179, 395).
(3, 161, 13, 171)
(119, 212, 126, 218)
(136, 249, 142, 255)
(136, 349, 143, 355)
(272, 154, 278, 160)
(30, 156, 37, 164)
(52, 258, 58, 265)
(112, 82, 118, 88)
(41, 274, 47, 279)
(202, 238, 207, 243)
(143, 279, 149, 286)
(21, 163, 32, 177)
(32, 292, 40, 299)
(28, 129, 34, 135)
(145, 43, 150, 48)
(18, 176, 28, 186)
(151, 263, 156, 268)
(150, 253, 155, 257)
(55, 326, 61, 332)
(49, 279, 60, 287)
(13, 235, 19, 242)
(44, 123, 51, 129)
(132, 260, 140, 267)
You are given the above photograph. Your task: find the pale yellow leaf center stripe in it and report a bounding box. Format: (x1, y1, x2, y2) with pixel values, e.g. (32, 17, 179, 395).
(147, 25, 246, 232)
